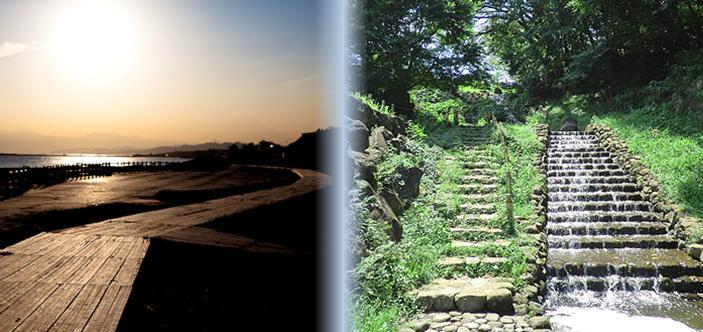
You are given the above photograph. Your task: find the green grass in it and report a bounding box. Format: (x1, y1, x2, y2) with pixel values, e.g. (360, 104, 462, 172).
(591, 109, 703, 226)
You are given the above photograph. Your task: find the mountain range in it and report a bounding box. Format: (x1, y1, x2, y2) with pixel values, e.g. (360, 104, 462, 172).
(0, 130, 235, 155)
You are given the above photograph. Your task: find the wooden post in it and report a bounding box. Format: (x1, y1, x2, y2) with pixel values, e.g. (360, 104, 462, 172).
(453, 109, 459, 127)
(492, 115, 515, 234)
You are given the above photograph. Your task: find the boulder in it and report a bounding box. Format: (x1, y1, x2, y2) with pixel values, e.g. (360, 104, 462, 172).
(455, 290, 486, 312)
(379, 187, 405, 217)
(346, 118, 370, 152)
(528, 316, 550, 329)
(376, 193, 403, 242)
(396, 166, 423, 201)
(369, 126, 391, 154)
(485, 288, 513, 314)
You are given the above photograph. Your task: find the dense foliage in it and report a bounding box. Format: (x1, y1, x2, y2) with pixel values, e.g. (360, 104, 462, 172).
(482, 0, 703, 98)
(350, 0, 486, 116)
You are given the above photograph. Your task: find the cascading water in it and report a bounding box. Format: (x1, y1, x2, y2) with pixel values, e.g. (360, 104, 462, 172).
(544, 131, 703, 332)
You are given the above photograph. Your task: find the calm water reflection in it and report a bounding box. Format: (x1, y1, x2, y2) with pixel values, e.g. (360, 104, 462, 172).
(0, 155, 188, 168)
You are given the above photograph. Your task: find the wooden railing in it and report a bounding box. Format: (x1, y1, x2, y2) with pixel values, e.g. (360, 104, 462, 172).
(492, 115, 515, 234)
(0, 161, 182, 199)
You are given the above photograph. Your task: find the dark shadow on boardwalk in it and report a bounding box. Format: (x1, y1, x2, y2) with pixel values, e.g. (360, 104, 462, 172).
(0, 168, 300, 248)
(117, 188, 323, 331)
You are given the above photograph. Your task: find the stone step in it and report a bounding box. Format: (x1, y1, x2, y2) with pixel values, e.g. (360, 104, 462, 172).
(547, 170, 628, 177)
(459, 184, 499, 194)
(547, 164, 620, 171)
(413, 277, 515, 313)
(548, 183, 640, 193)
(547, 249, 703, 278)
(465, 168, 498, 176)
(460, 194, 497, 203)
(550, 131, 589, 135)
(549, 152, 612, 158)
(547, 222, 669, 236)
(547, 235, 678, 249)
(438, 256, 509, 268)
(547, 147, 608, 153)
(460, 203, 497, 214)
(547, 176, 634, 185)
(438, 256, 510, 276)
(548, 157, 617, 164)
(548, 201, 652, 213)
(547, 211, 660, 223)
(456, 213, 498, 224)
(450, 227, 503, 240)
(451, 240, 511, 251)
(548, 192, 643, 202)
(548, 275, 703, 293)
(461, 175, 499, 185)
(550, 140, 600, 145)
(464, 161, 500, 169)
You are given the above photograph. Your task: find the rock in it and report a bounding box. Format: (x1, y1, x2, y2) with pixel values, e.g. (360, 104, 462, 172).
(395, 166, 424, 202)
(463, 322, 479, 329)
(409, 320, 430, 332)
(432, 313, 452, 323)
(527, 316, 550, 329)
(500, 317, 515, 324)
(455, 290, 486, 312)
(369, 126, 391, 154)
(485, 313, 500, 322)
(486, 288, 513, 314)
(346, 117, 369, 152)
(688, 244, 703, 261)
(478, 324, 493, 332)
(389, 134, 410, 151)
(430, 322, 451, 329)
(379, 186, 405, 217)
(375, 193, 403, 242)
(442, 325, 459, 332)
(457, 327, 470, 332)
(398, 328, 415, 332)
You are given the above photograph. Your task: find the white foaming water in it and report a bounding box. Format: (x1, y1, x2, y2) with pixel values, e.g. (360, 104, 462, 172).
(549, 307, 697, 332)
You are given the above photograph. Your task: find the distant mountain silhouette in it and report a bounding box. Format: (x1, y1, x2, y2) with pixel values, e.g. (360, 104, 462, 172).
(0, 130, 176, 155)
(135, 142, 237, 155)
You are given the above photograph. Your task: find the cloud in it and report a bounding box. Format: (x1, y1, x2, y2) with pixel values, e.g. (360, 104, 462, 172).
(0, 42, 29, 58)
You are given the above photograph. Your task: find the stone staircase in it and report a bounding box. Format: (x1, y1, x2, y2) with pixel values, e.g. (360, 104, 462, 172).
(546, 131, 703, 293)
(402, 126, 551, 332)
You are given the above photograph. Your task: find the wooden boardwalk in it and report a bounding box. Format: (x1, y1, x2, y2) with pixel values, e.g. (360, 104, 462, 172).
(0, 168, 328, 331)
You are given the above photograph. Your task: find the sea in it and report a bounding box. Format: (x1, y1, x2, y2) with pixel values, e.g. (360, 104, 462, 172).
(0, 154, 189, 169)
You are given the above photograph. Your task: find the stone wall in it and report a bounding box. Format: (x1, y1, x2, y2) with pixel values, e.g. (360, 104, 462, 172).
(513, 124, 550, 317)
(586, 124, 703, 261)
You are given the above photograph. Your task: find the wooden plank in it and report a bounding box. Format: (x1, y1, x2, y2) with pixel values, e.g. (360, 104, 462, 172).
(2, 232, 52, 253)
(81, 284, 131, 332)
(49, 285, 108, 332)
(113, 239, 149, 286)
(0, 281, 60, 331)
(0, 281, 36, 315)
(14, 283, 83, 332)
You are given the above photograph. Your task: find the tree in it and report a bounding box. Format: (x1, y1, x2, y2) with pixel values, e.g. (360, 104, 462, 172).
(350, 0, 486, 117)
(482, 0, 703, 98)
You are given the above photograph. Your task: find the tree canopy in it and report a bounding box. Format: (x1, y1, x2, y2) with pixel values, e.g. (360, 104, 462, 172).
(350, 0, 486, 117)
(482, 0, 703, 98)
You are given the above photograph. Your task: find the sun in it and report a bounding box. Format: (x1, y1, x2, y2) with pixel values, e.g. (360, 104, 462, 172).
(48, 1, 142, 81)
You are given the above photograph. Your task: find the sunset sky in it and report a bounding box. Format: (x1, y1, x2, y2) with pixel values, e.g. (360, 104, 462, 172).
(0, 0, 325, 148)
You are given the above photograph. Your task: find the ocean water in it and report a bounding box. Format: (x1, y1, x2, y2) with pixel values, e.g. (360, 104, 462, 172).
(0, 155, 189, 168)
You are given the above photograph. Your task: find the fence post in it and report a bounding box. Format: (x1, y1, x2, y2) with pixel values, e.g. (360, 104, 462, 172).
(492, 115, 515, 234)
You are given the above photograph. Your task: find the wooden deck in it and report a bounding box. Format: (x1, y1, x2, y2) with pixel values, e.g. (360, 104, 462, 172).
(0, 168, 328, 331)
